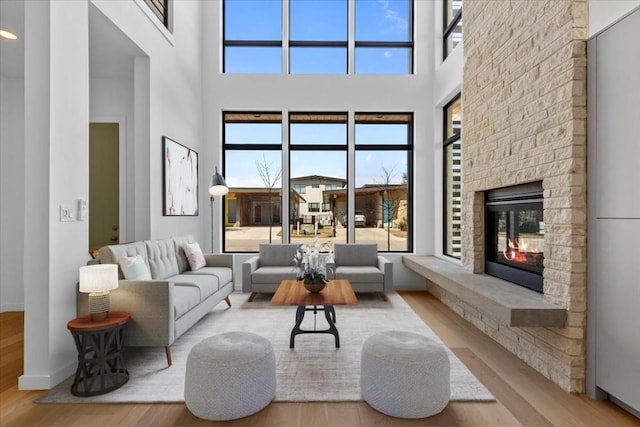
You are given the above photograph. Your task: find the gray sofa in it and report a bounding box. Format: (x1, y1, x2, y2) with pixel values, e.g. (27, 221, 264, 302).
(242, 244, 299, 301)
(328, 243, 392, 300)
(242, 243, 392, 301)
(78, 235, 233, 365)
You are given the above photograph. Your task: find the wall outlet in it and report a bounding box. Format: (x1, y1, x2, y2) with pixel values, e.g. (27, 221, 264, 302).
(60, 205, 75, 222)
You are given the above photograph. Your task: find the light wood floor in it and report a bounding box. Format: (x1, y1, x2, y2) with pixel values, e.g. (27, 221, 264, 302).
(1, 291, 638, 426)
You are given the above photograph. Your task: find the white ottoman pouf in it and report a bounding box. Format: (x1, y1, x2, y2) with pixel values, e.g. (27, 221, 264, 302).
(360, 330, 450, 418)
(185, 332, 276, 421)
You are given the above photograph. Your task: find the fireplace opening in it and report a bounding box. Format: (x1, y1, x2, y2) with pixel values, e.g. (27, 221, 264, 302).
(485, 182, 544, 293)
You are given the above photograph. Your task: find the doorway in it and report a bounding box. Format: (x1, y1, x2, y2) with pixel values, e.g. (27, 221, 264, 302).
(89, 123, 119, 252)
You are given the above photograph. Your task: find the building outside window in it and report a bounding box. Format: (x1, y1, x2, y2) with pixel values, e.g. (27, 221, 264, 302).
(443, 95, 462, 258)
(223, 112, 283, 252)
(354, 113, 412, 252)
(443, 0, 462, 60)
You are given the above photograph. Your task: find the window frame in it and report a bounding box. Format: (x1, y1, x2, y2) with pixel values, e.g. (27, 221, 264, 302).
(443, 94, 462, 259)
(222, 111, 284, 252)
(354, 0, 415, 74)
(222, 0, 283, 73)
(443, 0, 463, 60)
(354, 112, 413, 252)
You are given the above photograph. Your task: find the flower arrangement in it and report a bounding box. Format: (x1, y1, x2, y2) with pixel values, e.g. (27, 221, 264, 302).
(292, 238, 333, 284)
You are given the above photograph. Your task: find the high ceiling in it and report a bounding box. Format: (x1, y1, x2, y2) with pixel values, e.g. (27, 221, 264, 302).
(0, 1, 144, 80)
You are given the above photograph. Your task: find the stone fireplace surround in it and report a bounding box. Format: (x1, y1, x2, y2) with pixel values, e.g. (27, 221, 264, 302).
(412, 0, 587, 393)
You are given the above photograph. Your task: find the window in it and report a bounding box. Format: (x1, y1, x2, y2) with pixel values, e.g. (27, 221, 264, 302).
(223, 0, 414, 74)
(144, 0, 169, 28)
(355, 113, 412, 252)
(443, 95, 462, 258)
(293, 183, 306, 194)
(223, 0, 282, 73)
(355, 0, 413, 74)
(443, 0, 462, 60)
(290, 0, 347, 74)
(290, 113, 348, 245)
(223, 113, 283, 251)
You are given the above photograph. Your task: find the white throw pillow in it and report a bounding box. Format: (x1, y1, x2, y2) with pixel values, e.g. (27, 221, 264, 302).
(119, 255, 152, 280)
(184, 242, 206, 271)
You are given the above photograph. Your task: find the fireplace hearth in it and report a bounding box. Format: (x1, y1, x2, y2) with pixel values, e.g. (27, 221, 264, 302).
(485, 182, 544, 293)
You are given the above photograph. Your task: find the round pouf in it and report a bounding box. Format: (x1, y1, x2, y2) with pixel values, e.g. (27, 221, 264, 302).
(361, 330, 450, 418)
(185, 332, 276, 421)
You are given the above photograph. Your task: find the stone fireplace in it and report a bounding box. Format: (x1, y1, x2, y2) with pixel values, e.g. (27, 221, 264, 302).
(434, 0, 588, 393)
(485, 182, 544, 293)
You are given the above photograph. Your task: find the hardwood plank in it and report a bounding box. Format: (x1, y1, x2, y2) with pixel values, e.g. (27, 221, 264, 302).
(1, 294, 638, 427)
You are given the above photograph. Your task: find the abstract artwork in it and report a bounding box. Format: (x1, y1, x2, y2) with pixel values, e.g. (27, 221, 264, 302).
(163, 136, 198, 216)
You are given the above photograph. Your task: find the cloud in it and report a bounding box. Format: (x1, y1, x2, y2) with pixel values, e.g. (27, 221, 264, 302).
(377, 0, 408, 33)
(366, 153, 373, 161)
(383, 51, 393, 58)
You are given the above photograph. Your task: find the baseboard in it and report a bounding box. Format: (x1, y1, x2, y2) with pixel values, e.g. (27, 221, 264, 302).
(19, 360, 76, 390)
(0, 303, 24, 312)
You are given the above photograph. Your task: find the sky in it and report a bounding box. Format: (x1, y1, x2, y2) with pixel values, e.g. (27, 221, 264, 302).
(224, 0, 411, 74)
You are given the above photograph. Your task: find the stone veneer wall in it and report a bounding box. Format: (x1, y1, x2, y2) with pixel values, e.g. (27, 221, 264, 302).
(440, 0, 587, 392)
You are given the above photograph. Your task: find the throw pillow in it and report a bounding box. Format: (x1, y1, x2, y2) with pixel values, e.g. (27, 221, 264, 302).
(184, 242, 206, 271)
(119, 255, 152, 280)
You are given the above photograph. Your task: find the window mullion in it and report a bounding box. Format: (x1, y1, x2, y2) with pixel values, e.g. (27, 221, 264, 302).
(348, 0, 355, 75)
(283, 0, 289, 74)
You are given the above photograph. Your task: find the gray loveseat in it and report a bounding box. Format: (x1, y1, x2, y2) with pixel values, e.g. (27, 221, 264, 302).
(242, 244, 299, 301)
(78, 235, 233, 365)
(328, 243, 392, 300)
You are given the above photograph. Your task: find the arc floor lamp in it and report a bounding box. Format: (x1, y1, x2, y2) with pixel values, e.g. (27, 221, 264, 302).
(209, 167, 229, 252)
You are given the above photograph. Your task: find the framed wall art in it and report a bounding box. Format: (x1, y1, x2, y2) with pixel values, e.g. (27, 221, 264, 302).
(162, 136, 199, 216)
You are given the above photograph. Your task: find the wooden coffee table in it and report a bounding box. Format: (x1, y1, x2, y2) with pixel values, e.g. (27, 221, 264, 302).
(271, 279, 358, 348)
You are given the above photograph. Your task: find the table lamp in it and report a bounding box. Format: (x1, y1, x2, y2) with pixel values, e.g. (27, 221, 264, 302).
(79, 264, 118, 321)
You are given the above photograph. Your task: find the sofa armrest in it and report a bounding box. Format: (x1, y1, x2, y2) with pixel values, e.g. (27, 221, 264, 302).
(242, 256, 260, 292)
(78, 280, 175, 347)
(378, 256, 394, 293)
(203, 253, 234, 269)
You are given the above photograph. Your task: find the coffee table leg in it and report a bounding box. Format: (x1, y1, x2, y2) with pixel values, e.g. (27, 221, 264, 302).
(323, 305, 340, 348)
(290, 305, 306, 348)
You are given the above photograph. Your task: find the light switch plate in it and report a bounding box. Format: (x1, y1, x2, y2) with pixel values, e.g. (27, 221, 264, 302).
(60, 205, 75, 222)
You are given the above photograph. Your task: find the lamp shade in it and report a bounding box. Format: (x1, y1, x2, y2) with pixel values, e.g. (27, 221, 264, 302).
(79, 264, 118, 293)
(208, 167, 229, 197)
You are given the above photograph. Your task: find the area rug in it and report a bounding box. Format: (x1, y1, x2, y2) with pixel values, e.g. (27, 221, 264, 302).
(37, 292, 494, 403)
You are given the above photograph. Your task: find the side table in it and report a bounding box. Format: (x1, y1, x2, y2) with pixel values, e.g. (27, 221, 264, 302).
(67, 310, 131, 397)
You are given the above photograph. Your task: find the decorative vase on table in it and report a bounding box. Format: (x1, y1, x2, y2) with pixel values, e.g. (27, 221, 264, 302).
(293, 242, 330, 293)
(302, 276, 326, 293)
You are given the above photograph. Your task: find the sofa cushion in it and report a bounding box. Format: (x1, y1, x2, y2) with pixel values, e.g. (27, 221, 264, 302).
(119, 255, 152, 280)
(172, 273, 219, 301)
(259, 244, 299, 267)
(184, 267, 233, 286)
(184, 242, 206, 271)
(252, 266, 298, 284)
(334, 243, 378, 267)
(173, 284, 202, 320)
(98, 241, 149, 279)
(173, 235, 196, 273)
(335, 266, 384, 283)
(146, 238, 180, 279)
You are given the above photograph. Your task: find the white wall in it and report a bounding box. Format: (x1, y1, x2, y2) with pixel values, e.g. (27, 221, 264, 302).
(0, 76, 25, 312)
(20, 0, 207, 389)
(589, 0, 640, 37)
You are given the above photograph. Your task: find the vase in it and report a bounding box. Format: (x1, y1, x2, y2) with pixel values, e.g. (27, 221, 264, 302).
(303, 278, 326, 293)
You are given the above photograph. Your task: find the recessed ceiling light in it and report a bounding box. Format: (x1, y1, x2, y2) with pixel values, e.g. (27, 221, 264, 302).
(0, 29, 18, 40)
